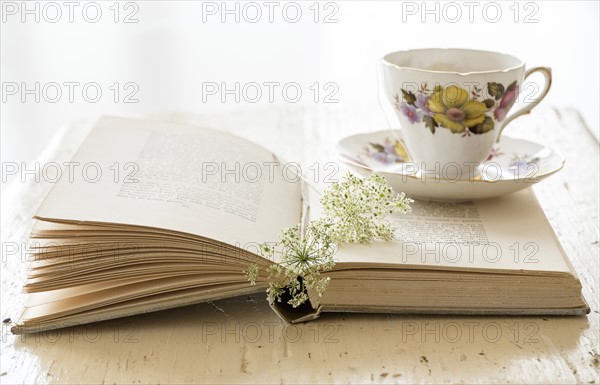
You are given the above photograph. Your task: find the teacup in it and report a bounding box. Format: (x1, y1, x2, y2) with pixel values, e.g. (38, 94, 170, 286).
(379, 48, 551, 180)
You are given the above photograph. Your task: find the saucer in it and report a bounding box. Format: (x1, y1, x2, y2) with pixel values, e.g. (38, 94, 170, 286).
(334, 130, 564, 201)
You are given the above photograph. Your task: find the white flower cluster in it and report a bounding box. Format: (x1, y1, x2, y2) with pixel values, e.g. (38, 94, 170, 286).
(245, 173, 412, 308)
(320, 173, 413, 244)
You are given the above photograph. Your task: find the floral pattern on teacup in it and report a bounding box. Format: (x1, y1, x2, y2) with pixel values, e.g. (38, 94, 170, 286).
(394, 81, 518, 136)
(485, 147, 504, 161)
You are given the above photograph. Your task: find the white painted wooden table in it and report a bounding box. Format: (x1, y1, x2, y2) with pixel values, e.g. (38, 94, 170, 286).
(1, 106, 598, 384)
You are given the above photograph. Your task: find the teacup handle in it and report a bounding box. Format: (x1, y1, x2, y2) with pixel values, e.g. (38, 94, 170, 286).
(496, 66, 552, 142)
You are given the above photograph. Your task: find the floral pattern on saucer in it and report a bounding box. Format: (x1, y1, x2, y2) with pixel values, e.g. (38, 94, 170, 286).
(507, 153, 542, 176)
(363, 135, 541, 179)
(364, 138, 409, 164)
(335, 130, 564, 201)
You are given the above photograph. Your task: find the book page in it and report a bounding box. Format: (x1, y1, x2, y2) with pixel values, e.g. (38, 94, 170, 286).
(35, 116, 302, 247)
(311, 187, 571, 274)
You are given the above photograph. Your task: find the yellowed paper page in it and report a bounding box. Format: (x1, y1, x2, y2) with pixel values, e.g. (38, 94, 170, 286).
(35, 116, 302, 247)
(332, 189, 570, 273)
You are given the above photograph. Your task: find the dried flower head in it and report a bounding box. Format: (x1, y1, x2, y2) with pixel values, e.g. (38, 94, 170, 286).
(245, 173, 412, 308)
(255, 223, 336, 307)
(244, 263, 259, 286)
(320, 173, 413, 243)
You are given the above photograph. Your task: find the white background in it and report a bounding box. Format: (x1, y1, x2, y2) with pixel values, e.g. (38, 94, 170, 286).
(1, 0, 599, 182)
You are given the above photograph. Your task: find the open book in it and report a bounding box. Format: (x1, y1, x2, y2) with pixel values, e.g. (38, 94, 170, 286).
(9, 116, 589, 334)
